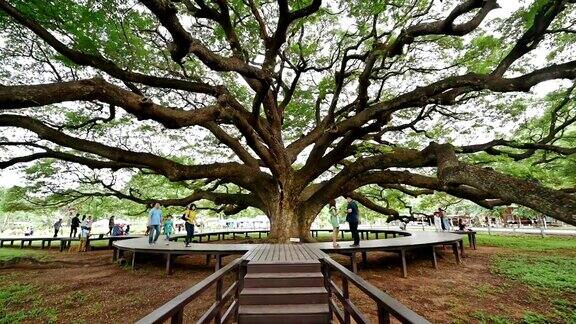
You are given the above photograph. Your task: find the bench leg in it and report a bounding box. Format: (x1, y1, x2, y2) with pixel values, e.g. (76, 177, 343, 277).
(400, 249, 407, 278)
(350, 253, 358, 273)
(459, 239, 465, 258)
(131, 252, 136, 269)
(361, 251, 368, 267)
(20, 241, 24, 249)
(41, 241, 45, 249)
(375, 232, 379, 239)
(431, 246, 438, 269)
(28, 240, 32, 246)
(473, 235, 477, 250)
(60, 241, 64, 252)
(452, 243, 461, 264)
(206, 254, 211, 266)
(215, 255, 222, 271)
(112, 248, 118, 262)
(166, 254, 172, 275)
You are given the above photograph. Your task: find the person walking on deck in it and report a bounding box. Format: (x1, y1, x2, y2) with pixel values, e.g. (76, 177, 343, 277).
(106, 215, 115, 236)
(344, 195, 360, 247)
(148, 203, 162, 245)
(163, 215, 174, 245)
(183, 204, 197, 247)
(53, 218, 63, 238)
(70, 213, 80, 238)
(329, 200, 340, 247)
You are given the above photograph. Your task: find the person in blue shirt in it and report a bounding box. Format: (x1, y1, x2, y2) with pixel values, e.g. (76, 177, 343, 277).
(148, 202, 162, 245)
(345, 195, 360, 247)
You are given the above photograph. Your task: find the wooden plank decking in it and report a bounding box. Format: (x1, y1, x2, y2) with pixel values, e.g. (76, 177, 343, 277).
(245, 244, 325, 264)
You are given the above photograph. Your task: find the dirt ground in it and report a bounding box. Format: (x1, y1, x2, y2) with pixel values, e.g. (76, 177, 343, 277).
(0, 242, 574, 323)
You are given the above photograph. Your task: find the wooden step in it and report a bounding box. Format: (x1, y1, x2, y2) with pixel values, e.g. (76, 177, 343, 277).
(244, 272, 324, 288)
(238, 304, 330, 324)
(240, 287, 328, 305)
(247, 262, 321, 274)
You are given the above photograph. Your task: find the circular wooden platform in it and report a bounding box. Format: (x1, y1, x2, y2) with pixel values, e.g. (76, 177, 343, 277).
(113, 229, 467, 277)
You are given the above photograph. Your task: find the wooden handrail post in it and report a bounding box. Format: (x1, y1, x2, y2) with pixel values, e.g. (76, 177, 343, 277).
(377, 304, 391, 324)
(342, 276, 351, 324)
(171, 308, 184, 324)
(322, 262, 333, 320)
(235, 263, 246, 321)
(215, 275, 223, 324)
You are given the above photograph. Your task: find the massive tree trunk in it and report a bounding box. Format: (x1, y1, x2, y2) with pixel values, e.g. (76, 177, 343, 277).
(265, 184, 317, 243)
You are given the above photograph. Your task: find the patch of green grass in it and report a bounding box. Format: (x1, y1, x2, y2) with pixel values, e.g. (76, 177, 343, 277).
(491, 254, 576, 293)
(471, 310, 511, 324)
(63, 291, 88, 308)
(552, 299, 576, 323)
(0, 248, 45, 263)
(475, 282, 506, 298)
(522, 312, 549, 324)
(476, 234, 576, 251)
(0, 283, 58, 323)
(0, 284, 35, 308)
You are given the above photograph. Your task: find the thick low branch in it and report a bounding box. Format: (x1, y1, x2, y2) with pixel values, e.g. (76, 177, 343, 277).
(0, 78, 224, 128)
(434, 143, 576, 226)
(0, 114, 260, 185)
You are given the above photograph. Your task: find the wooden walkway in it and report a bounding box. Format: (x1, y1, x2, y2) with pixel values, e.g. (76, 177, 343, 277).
(239, 244, 330, 323)
(244, 243, 327, 264)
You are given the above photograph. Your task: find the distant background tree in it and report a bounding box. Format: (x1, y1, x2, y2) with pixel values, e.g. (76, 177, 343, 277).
(1, 0, 575, 241)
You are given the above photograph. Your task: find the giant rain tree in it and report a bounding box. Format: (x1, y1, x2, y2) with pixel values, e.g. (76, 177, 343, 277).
(1, 0, 576, 241)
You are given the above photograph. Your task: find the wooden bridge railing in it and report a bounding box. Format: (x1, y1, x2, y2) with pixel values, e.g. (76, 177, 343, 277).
(320, 256, 430, 324)
(136, 258, 246, 324)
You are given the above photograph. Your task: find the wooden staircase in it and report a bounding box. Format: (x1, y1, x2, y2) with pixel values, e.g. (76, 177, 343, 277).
(238, 245, 330, 324)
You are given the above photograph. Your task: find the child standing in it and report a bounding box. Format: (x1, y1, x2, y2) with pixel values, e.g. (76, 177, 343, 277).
(163, 215, 174, 245)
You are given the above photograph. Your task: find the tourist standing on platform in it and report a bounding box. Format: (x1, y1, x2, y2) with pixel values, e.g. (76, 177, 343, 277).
(183, 204, 197, 248)
(438, 208, 448, 231)
(78, 216, 92, 252)
(433, 209, 442, 232)
(145, 204, 153, 236)
(53, 218, 62, 237)
(70, 213, 80, 238)
(107, 215, 115, 236)
(148, 203, 162, 245)
(163, 215, 174, 245)
(329, 200, 340, 248)
(440, 209, 451, 231)
(344, 195, 360, 247)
